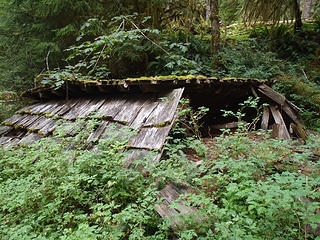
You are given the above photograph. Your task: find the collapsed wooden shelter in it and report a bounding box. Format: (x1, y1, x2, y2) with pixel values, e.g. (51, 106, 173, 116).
(0, 75, 308, 225)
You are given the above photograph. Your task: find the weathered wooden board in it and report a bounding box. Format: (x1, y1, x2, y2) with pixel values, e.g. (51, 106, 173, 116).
(0, 136, 12, 145)
(130, 97, 159, 128)
(76, 98, 106, 118)
(28, 116, 53, 131)
(17, 102, 42, 113)
(18, 133, 42, 146)
(261, 106, 270, 130)
(38, 119, 57, 135)
(270, 106, 291, 140)
(258, 84, 286, 105)
(63, 99, 92, 120)
(50, 99, 81, 116)
(87, 120, 109, 142)
(3, 114, 26, 125)
(144, 88, 184, 126)
(35, 100, 63, 115)
(15, 115, 41, 128)
(96, 97, 128, 119)
(155, 183, 198, 228)
(0, 125, 13, 135)
(113, 96, 151, 124)
(122, 149, 158, 168)
(129, 126, 171, 150)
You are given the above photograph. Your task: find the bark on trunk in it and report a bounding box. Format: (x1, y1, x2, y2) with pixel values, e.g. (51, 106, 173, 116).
(206, 0, 211, 22)
(293, 0, 303, 31)
(210, 0, 220, 54)
(303, 0, 313, 19)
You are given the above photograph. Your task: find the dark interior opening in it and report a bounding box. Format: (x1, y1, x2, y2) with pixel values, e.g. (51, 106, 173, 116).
(184, 86, 264, 137)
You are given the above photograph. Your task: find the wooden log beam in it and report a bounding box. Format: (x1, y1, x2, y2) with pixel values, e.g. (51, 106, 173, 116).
(270, 106, 291, 140)
(261, 106, 270, 130)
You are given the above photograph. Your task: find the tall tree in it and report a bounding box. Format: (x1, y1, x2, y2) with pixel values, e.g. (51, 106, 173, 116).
(242, 0, 303, 31)
(303, 0, 313, 19)
(210, 0, 220, 54)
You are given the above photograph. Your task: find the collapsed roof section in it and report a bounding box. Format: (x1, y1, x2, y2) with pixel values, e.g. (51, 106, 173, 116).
(0, 88, 184, 166)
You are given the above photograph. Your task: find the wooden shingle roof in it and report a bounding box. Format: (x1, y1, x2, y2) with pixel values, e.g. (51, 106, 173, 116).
(1, 88, 184, 165)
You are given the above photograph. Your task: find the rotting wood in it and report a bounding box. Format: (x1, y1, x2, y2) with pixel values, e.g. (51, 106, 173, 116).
(129, 126, 172, 150)
(270, 106, 291, 140)
(113, 95, 151, 124)
(258, 84, 286, 105)
(144, 88, 184, 127)
(258, 84, 307, 139)
(38, 119, 57, 135)
(87, 120, 109, 142)
(155, 183, 199, 229)
(3, 114, 25, 125)
(18, 133, 42, 146)
(63, 99, 92, 120)
(96, 97, 128, 119)
(0, 125, 13, 135)
(130, 97, 159, 128)
(261, 106, 270, 130)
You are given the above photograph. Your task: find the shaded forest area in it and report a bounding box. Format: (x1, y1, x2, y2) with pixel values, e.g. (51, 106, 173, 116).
(0, 0, 320, 128)
(0, 1, 320, 239)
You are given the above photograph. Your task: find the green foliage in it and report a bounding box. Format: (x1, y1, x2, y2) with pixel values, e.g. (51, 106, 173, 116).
(1, 102, 320, 239)
(0, 120, 161, 239)
(213, 39, 283, 78)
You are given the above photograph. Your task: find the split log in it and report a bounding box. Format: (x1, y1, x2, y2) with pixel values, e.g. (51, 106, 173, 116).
(258, 84, 307, 139)
(261, 106, 270, 130)
(270, 106, 291, 140)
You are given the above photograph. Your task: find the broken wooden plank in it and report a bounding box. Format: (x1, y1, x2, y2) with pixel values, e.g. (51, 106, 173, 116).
(270, 106, 291, 140)
(144, 88, 184, 127)
(261, 106, 270, 130)
(155, 183, 199, 229)
(258, 84, 286, 105)
(87, 120, 109, 142)
(258, 84, 307, 139)
(129, 126, 171, 150)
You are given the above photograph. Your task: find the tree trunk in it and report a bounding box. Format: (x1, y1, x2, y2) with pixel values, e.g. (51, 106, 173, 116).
(206, 0, 211, 22)
(293, 0, 303, 31)
(303, 0, 313, 19)
(210, 0, 220, 54)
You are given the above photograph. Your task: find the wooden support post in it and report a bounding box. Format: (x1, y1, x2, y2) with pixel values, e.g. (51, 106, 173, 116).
(270, 106, 291, 140)
(261, 106, 270, 130)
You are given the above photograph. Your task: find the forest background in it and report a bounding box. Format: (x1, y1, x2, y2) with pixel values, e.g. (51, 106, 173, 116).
(0, 0, 319, 129)
(0, 0, 320, 239)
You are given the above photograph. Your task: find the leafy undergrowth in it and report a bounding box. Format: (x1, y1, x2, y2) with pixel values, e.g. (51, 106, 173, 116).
(0, 121, 320, 239)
